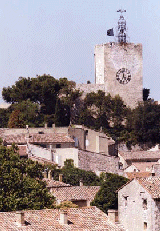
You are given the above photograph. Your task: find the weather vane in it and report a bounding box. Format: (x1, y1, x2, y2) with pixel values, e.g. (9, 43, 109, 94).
(116, 9, 127, 43)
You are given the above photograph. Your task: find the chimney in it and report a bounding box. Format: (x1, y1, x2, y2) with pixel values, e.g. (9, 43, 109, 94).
(80, 179, 83, 186)
(16, 211, 25, 226)
(59, 174, 63, 182)
(43, 171, 47, 178)
(107, 209, 118, 224)
(151, 168, 155, 176)
(48, 170, 52, 180)
(59, 210, 68, 225)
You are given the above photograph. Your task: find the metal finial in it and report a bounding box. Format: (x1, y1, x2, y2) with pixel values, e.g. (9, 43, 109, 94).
(116, 9, 127, 43)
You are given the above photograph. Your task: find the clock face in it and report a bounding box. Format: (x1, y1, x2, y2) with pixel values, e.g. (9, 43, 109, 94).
(116, 68, 131, 84)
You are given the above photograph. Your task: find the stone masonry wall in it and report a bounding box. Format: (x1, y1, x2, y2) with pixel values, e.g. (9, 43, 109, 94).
(76, 83, 105, 99)
(78, 150, 119, 175)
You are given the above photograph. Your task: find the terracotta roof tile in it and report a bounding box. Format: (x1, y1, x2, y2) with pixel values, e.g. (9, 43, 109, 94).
(43, 179, 71, 188)
(29, 155, 56, 166)
(119, 151, 160, 161)
(131, 162, 155, 172)
(125, 172, 152, 180)
(52, 186, 100, 202)
(3, 133, 74, 144)
(137, 176, 160, 199)
(0, 207, 124, 230)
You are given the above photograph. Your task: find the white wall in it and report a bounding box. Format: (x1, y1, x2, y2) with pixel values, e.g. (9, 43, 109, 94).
(54, 148, 79, 167)
(118, 179, 155, 231)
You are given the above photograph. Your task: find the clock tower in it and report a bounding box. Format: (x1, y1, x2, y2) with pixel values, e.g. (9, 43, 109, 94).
(94, 10, 143, 108)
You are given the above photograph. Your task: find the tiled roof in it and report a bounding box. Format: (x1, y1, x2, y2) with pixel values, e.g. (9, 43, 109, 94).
(131, 162, 155, 172)
(3, 133, 74, 144)
(43, 179, 71, 188)
(29, 133, 74, 143)
(125, 172, 152, 180)
(52, 186, 100, 202)
(29, 155, 56, 166)
(137, 177, 160, 199)
(0, 207, 124, 230)
(119, 151, 160, 161)
(4, 134, 26, 144)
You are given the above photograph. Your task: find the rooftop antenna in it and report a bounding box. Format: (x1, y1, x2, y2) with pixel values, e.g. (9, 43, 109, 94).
(116, 9, 127, 43)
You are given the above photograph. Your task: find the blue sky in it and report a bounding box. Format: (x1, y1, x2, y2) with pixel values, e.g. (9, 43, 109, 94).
(0, 0, 160, 103)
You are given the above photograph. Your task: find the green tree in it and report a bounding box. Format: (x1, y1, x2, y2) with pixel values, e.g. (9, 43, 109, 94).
(8, 110, 24, 128)
(54, 98, 70, 127)
(0, 144, 54, 211)
(91, 173, 128, 213)
(52, 159, 100, 186)
(131, 101, 160, 146)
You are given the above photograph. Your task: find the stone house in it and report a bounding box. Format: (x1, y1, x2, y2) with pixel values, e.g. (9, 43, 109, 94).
(124, 162, 155, 173)
(118, 151, 160, 170)
(43, 174, 100, 207)
(3, 132, 79, 167)
(0, 207, 124, 230)
(68, 125, 117, 156)
(118, 176, 160, 231)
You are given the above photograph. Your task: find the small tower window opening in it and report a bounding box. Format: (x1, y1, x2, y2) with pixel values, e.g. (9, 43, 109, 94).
(124, 196, 128, 206)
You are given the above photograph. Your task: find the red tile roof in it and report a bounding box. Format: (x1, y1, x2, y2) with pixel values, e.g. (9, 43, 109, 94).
(51, 186, 100, 202)
(131, 162, 155, 172)
(137, 177, 160, 199)
(3, 133, 74, 144)
(0, 207, 124, 230)
(43, 179, 71, 188)
(29, 155, 56, 166)
(119, 151, 160, 161)
(125, 172, 152, 180)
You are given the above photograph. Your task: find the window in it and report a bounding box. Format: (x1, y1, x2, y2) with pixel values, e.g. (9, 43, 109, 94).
(119, 162, 123, 170)
(143, 199, 147, 210)
(144, 222, 147, 230)
(124, 196, 128, 206)
(56, 144, 61, 148)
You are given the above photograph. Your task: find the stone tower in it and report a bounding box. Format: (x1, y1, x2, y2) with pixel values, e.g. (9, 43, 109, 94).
(94, 10, 143, 108)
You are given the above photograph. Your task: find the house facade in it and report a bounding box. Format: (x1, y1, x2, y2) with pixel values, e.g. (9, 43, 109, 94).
(118, 177, 160, 231)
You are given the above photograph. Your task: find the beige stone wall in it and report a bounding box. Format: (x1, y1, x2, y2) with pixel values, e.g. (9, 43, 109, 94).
(94, 45, 105, 84)
(78, 150, 119, 175)
(155, 200, 160, 230)
(76, 83, 105, 98)
(54, 148, 79, 167)
(86, 129, 115, 155)
(118, 179, 156, 231)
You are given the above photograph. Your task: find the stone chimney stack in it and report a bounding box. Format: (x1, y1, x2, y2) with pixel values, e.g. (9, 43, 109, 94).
(43, 171, 47, 178)
(151, 168, 155, 176)
(107, 209, 118, 224)
(80, 179, 83, 186)
(16, 211, 25, 226)
(59, 174, 63, 182)
(48, 170, 52, 180)
(59, 210, 68, 225)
